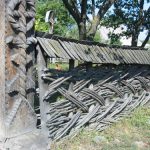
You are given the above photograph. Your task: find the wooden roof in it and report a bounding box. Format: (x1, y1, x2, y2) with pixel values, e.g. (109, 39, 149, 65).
(36, 32, 150, 65)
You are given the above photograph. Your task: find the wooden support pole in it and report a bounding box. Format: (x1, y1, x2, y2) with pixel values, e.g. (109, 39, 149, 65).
(0, 0, 6, 139)
(86, 62, 92, 71)
(69, 59, 75, 71)
(37, 45, 49, 137)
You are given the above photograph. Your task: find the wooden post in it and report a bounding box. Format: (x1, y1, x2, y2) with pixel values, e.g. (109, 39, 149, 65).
(37, 45, 49, 138)
(0, 0, 37, 139)
(0, 0, 6, 140)
(69, 59, 75, 70)
(86, 62, 92, 71)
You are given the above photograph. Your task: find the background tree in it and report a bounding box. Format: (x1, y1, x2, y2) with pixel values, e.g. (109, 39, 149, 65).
(62, 0, 116, 40)
(102, 0, 150, 47)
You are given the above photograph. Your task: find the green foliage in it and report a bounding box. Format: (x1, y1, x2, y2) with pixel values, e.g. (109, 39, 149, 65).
(65, 26, 79, 40)
(102, 0, 150, 46)
(36, 0, 75, 36)
(109, 33, 122, 46)
(94, 31, 102, 42)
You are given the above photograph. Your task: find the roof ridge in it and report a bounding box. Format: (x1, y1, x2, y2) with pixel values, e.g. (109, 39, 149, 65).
(36, 31, 147, 51)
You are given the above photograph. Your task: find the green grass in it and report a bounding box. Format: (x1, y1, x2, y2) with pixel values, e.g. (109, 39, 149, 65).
(51, 106, 150, 150)
(48, 62, 69, 71)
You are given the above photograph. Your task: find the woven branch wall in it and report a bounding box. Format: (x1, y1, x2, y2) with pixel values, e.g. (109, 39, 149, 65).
(36, 32, 150, 142)
(38, 63, 150, 141)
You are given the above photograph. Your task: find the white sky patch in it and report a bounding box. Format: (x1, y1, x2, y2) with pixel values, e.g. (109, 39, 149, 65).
(99, 26, 132, 46)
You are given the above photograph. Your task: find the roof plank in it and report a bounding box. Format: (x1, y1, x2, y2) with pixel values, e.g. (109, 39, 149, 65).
(36, 36, 150, 65)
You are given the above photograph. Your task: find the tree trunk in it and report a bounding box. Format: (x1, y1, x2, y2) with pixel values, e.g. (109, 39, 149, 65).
(78, 22, 87, 40)
(131, 32, 139, 47)
(87, 17, 99, 41)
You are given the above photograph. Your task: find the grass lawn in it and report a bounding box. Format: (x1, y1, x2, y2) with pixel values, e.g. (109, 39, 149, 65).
(51, 106, 150, 150)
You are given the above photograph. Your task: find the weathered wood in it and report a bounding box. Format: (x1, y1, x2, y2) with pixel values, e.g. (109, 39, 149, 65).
(37, 45, 49, 137)
(36, 36, 150, 65)
(0, 1, 37, 145)
(0, 0, 6, 139)
(43, 65, 150, 141)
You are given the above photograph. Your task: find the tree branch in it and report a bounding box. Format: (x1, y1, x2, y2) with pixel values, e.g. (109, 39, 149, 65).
(91, 0, 95, 18)
(87, 0, 115, 40)
(62, 0, 81, 24)
(97, 0, 115, 20)
(81, 0, 87, 21)
(141, 31, 150, 47)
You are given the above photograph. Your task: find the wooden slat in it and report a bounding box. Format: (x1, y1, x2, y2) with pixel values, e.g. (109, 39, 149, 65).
(58, 40, 74, 59)
(84, 45, 96, 62)
(106, 47, 118, 64)
(86, 45, 99, 63)
(37, 38, 55, 57)
(50, 39, 69, 58)
(123, 49, 135, 64)
(91, 45, 103, 63)
(139, 50, 149, 64)
(135, 51, 144, 64)
(63, 41, 78, 59)
(70, 42, 82, 60)
(97, 46, 111, 63)
(110, 48, 122, 64)
(144, 51, 150, 64)
(118, 49, 128, 64)
(49, 39, 67, 58)
(78, 43, 91, 62)
(74, 43, 89, 61)
(41, 38, 56, 57)
(130, 50, 140, 64)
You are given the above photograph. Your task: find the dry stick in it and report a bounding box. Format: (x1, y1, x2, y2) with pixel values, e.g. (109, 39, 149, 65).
(54, 112, 81, 141)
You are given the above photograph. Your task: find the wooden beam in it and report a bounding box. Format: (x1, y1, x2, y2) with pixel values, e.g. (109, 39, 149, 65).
(37, 45, 49, 137)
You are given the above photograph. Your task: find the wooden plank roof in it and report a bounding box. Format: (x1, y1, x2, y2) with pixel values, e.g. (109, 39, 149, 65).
(36, 32, 150, 65)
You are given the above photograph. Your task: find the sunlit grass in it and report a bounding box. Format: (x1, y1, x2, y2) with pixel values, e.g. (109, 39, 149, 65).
(51, 106, 150, 150)
(48, 62, 69, 71)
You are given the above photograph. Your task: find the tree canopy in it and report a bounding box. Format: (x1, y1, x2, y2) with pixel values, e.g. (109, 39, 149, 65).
(102, 0, 150, 47)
